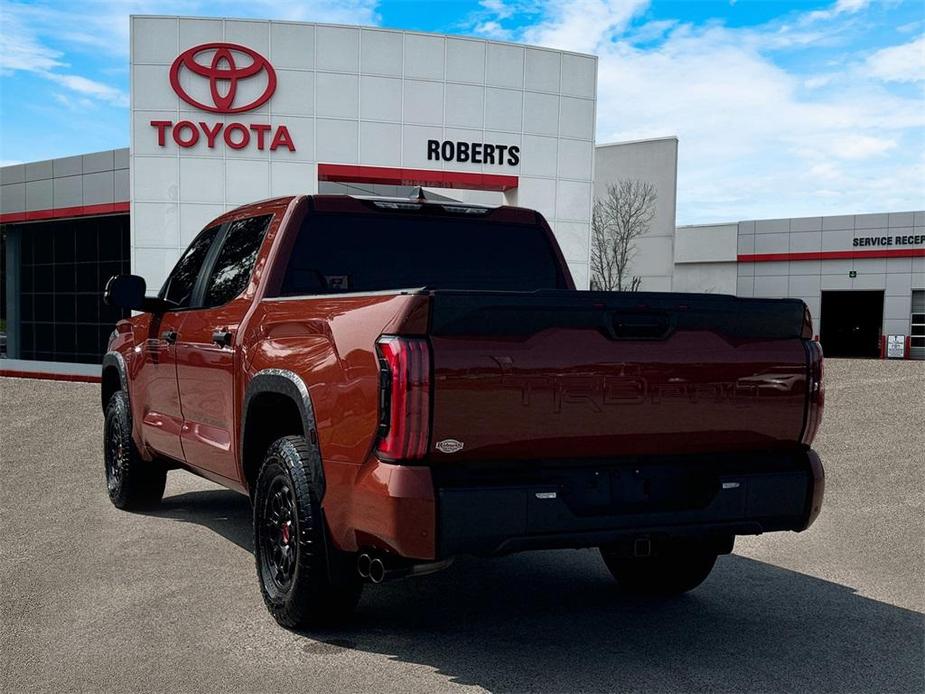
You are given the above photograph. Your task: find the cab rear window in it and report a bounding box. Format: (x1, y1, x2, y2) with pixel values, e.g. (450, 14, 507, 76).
(280, 212, 564, 295)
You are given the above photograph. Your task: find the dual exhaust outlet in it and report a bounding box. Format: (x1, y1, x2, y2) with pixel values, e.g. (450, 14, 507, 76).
(356, 551, 452, 584)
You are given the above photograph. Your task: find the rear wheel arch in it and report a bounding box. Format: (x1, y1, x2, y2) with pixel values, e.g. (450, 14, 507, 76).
(241, 370, 324, 498)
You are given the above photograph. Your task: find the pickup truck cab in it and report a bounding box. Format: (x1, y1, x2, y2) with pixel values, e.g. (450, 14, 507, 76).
(102, 194, 825, 628)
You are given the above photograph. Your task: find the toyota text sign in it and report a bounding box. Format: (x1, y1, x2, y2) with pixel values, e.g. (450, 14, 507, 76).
(150, 43, 295, 151)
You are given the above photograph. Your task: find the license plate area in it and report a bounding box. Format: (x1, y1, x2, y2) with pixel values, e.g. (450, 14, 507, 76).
(558, 465, 720, 516)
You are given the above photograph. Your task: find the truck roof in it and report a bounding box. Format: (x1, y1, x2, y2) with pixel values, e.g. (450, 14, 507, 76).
(211, 194, 541, 227)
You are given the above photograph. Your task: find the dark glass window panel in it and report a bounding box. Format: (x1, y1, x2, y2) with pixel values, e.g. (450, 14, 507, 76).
(34, 265, 54, 292)
(204, 215, 271, 307)
(98, 222, 122, 261)
(55, 323, 77, 355)
(20, 323, 34, 352)
(75, 219, 98, 262)
(77, 324, 102, 353)
(912, 325, 925, 336)
(55, 294, 76, 323)
(20, 293, 33, 322)
(282, 213, 565, 295)
(21, 231, 34, 265)
(20, 266, 34, 292)
(76, 294, 99, 323)
(35, 324, 54, 352)
(53, 228, 75, 262)
(912, 313, 925, 323)
(55, 263, 76, 292)
(76, 263, 99, 292)
(33, 232, 53, 263)
(34, 293, 54, 321)
(36, 351, 55, 361)
(75, 353, 99, 364)
(911, 336, 924, 347)
(161, 225, 221, 307)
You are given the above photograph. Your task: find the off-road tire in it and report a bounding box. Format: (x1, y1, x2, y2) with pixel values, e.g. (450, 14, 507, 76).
(253, 435, 362, 629)
(601, 543, 718, 595)
(103, 390, 167, 509)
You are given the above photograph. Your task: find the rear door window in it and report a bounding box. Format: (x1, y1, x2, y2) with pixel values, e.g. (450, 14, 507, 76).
(203, 215, 272, 307)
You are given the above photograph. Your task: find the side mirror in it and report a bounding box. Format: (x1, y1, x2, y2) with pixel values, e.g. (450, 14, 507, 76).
(104, 275, 176, 313)
(104, 274, 147, 311)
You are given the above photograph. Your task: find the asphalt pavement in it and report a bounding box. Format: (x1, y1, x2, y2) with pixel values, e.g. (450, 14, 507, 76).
(1, 359, 923, 693)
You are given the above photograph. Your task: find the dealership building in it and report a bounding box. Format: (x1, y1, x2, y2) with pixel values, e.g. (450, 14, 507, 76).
(0, 16, 922, 369)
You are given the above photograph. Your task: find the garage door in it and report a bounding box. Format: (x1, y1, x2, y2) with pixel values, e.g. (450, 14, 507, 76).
(912, 290, 924, 360)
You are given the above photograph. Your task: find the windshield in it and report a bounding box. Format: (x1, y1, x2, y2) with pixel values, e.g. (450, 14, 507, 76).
(279, 212, 565, 295)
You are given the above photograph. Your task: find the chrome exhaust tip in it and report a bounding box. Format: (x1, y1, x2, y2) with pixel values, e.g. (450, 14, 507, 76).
(368, 557, 386, 584)
(357, 553, 372, 579)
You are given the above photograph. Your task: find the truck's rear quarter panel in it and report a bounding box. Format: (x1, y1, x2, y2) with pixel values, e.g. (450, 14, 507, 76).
(244, 292, 434, 558)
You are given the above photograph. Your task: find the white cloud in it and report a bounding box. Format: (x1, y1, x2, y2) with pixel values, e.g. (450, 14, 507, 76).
(475, 20, 514, 40)
(471, 0, 924, 221)
(0, 0, 381, 109)
(807, 0, 871, 21)
(521, 0, 649, 54)
(0, 3, 63, 72)
(480, 0, 515, 20)
(45, 73, 128, 107)
(861, 35, 925, 82)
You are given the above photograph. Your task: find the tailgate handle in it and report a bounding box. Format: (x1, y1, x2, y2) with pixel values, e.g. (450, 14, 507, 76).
(605, 312, 672, 340)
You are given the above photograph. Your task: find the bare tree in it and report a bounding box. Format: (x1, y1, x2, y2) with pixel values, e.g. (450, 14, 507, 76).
(590, 179, 657, 292)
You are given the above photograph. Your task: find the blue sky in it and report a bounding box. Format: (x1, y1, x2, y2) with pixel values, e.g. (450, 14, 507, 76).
(1, 0, 922, 223)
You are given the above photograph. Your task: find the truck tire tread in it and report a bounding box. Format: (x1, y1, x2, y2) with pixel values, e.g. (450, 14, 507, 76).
(104, 391, 167, 510)
(253, 435, 361, 629)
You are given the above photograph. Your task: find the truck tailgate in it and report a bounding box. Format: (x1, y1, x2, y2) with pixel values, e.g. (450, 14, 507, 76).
(427, 291, 810, 461)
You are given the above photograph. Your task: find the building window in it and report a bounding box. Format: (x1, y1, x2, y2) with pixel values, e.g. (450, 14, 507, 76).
(18, 215, 130, 364)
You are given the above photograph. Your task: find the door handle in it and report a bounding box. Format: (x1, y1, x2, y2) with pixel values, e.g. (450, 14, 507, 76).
(212, 329, 233, 347)
(604, 312, 672, 340)
(160, 329, 178, 344)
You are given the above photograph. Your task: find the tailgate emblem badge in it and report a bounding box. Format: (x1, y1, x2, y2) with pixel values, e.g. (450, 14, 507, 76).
(436, 439, 464, 454)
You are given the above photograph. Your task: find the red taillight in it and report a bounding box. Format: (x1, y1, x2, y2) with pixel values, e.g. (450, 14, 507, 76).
(375, 336, 431, 461)
(802, 340, 825, 446)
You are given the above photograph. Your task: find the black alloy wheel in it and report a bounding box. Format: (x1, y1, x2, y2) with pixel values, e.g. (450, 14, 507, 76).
(260, 475, 299, 591)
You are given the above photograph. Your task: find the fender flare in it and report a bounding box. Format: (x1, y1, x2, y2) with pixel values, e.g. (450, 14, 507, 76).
(101, 351, 129, 410)
(240, 369, 325, 498)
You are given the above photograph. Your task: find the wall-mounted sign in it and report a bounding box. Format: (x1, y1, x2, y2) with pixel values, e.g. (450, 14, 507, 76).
(853, 234, 925, 248)
(887, 335, 905, 358)
(849, 270, 857, 278)
(427, 139, 520, 166)
(150, 42, 295, 152)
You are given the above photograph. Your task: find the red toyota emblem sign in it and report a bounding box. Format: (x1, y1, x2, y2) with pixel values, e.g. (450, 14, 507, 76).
(169, 42, 277, 113)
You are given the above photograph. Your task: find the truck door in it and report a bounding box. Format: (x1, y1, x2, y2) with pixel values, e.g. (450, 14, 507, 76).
(175, 215, 272, 482)
(133, 224, 222, 462)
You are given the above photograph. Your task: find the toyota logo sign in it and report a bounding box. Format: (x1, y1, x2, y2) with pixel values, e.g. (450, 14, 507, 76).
(153, 42, 294, 152)
(169, 42, 277, 113)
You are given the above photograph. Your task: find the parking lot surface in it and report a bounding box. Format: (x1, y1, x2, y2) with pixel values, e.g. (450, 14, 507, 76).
(1, 359, 923, 693)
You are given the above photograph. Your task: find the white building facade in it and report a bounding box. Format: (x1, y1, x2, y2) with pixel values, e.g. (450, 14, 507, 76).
(675, 212, 925, 358)
(129, 16, 598, 290)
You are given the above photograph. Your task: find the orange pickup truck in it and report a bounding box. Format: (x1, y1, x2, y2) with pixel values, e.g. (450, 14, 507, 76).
(102, 194, 824, 629)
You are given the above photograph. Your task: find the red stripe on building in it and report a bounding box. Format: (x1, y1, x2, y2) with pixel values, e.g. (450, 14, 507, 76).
(0, 201, 130, 224)
(318, 163, 518, 192)
(738, 248, 925, 263)
(0, 369, 101, 384)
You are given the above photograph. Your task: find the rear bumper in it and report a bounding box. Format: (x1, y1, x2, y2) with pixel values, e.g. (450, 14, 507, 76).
(434, 448, 824, 558)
